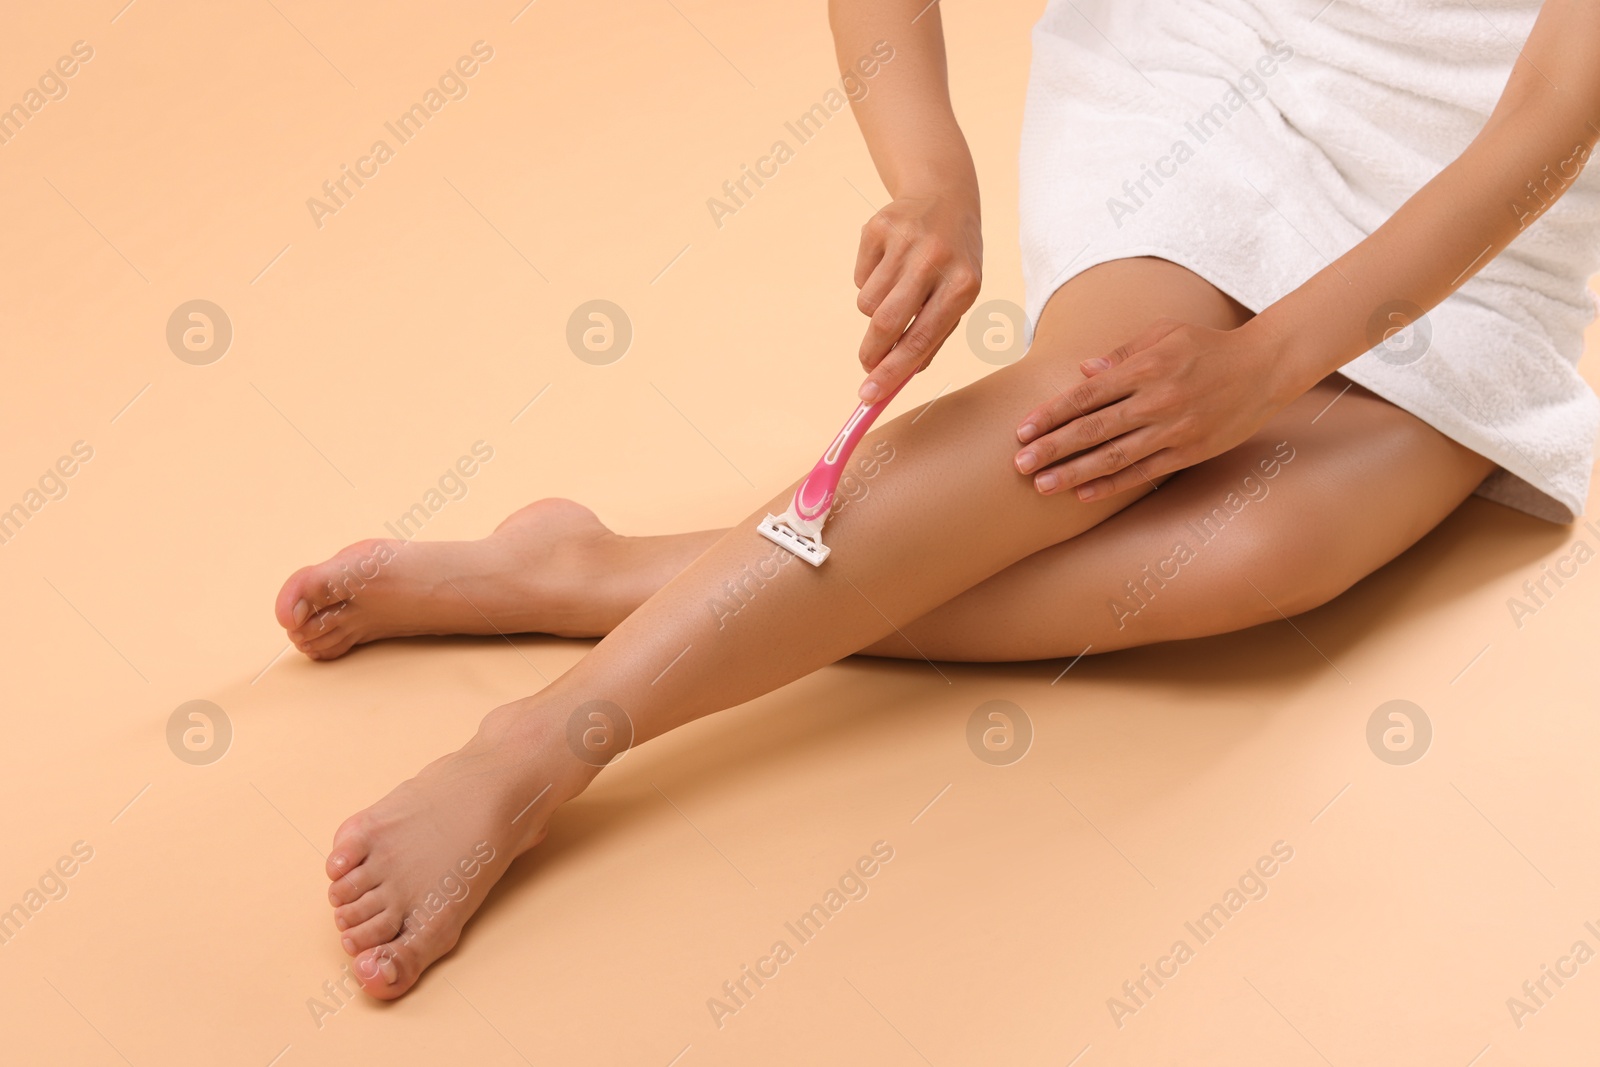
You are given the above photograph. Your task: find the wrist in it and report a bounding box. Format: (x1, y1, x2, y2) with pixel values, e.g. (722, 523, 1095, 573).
(887, 144, 979, 209)
(1237, 304, 1326, 408)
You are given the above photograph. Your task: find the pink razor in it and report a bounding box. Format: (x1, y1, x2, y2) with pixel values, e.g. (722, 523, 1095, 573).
(756, 376, 910, 566)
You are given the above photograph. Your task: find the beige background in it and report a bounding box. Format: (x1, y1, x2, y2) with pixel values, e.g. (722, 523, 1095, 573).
(2, 1, 1598, 1064)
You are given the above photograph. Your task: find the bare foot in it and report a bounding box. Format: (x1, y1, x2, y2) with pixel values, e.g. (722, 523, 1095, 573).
(325, 702, 598, 998)
(273, 499, 615, 660)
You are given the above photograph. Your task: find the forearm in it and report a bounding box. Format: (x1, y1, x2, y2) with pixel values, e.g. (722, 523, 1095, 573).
(828, 0, 978, 204)
(1249, 1, 1600, 399)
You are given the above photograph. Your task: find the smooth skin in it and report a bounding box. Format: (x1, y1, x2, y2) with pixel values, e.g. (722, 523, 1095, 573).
(279, 258, 1491, 998)
(274, 0, 1600, 998)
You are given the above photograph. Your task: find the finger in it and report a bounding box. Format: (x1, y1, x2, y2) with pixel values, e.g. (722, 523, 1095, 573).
(1074, 448, 1182, 501)
(1079, 318, 1181, 376)
(1079, 343, 1131, 377)
(859, 273, 936, 374)
(913, 315, 960, 374)
(909, 262, 979, 375)
(1013, 400, 1138, 475)
(912, 325, 959, 374)
(856, 241, 907, 321)
(857, 218, 910, 317)
(1030, 428, 1163, 495)
(854, 213, 892, 291)
(1017, 372, 1137, 444)
(859, 284, 963, 401)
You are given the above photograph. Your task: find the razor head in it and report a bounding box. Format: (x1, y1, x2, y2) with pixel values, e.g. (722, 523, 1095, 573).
(756, 514, 830, 566)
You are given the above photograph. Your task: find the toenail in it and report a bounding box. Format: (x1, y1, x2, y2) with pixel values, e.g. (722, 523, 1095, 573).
(342, 937, 355, 955)
(379, 955, 399, 984)
(293, 599, 311, 626)
(335, 916, 348, 930)
(331, 853, 348, 871)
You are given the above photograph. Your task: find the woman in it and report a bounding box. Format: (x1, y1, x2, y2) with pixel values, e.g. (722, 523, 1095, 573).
(275, 0, 1600, 997)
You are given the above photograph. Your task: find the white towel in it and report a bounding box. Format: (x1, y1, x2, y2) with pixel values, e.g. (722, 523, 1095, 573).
(1019, 0, 1600, 521)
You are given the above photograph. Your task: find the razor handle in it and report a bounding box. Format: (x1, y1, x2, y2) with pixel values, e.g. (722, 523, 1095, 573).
(790, 375, 912, 523)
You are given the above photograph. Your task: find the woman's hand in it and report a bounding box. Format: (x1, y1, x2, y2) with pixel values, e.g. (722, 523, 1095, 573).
(1012, 317, 1305, 500)
(854, 192, 982, 402)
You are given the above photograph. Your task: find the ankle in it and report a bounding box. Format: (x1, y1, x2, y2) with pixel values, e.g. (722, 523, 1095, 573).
(544, 533, 639, 636)
(476, 697, 605, 802)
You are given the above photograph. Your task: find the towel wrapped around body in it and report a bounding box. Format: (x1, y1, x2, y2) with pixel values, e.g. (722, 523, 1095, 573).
(1020, 0, 1600, 521)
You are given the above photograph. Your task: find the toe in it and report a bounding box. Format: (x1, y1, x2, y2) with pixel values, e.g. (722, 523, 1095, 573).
(353, 923, 459, 1001)
(353, 945, 409, 1000)
(327, 818, 373, 881)
(290, 605, 348, 642)
(274, 539, 393, 631)
(343, 907, 404, 953)
(328, 864, 379, 906)
(334, 891, 387, 932)
(310, 631, 362, 661)
(295, 621, 352, 654)
(274, 567, 335, 631)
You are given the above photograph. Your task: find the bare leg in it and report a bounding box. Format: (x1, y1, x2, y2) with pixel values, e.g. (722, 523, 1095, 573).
(275, 371, 1484, 659)
(314, 259, 1494, 997)
(272, 498, 708, 657)
(276, 258, 1230, 659)
(861, 371, 1494, 657)
(279, 393, 1489, 662)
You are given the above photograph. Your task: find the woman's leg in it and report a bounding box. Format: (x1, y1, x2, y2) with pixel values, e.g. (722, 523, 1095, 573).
(316, 258, 1493, 997)
(279, 372, 1492, 660)
(274, 499, 719, 658)
(861, 371, 1495, 658)
(278, 257, 1236, 659)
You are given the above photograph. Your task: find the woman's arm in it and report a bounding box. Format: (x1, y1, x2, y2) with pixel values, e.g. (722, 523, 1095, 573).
(1256, 0, 1600, 396)
(1015, 0, 1600, 500)
(829, 0, 982, 401)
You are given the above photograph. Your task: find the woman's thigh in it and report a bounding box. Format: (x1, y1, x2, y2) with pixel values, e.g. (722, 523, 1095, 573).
(585, 253, 1488, 664)
(864, 370, 1496, 660)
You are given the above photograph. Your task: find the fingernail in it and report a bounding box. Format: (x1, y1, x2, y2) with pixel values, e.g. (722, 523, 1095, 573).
(1018, 423, 1037, 442)
(1076, 486, 1094, 501)
(293, 599, 311, 626)
(1016, 451, 1038, 474)
(379, 955, 399, 984)
(1036, 471, 1058, 492)
(342, 937, 356, 955)
(859, 381, 881, 403)
(1084, 357, 1111, 373)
